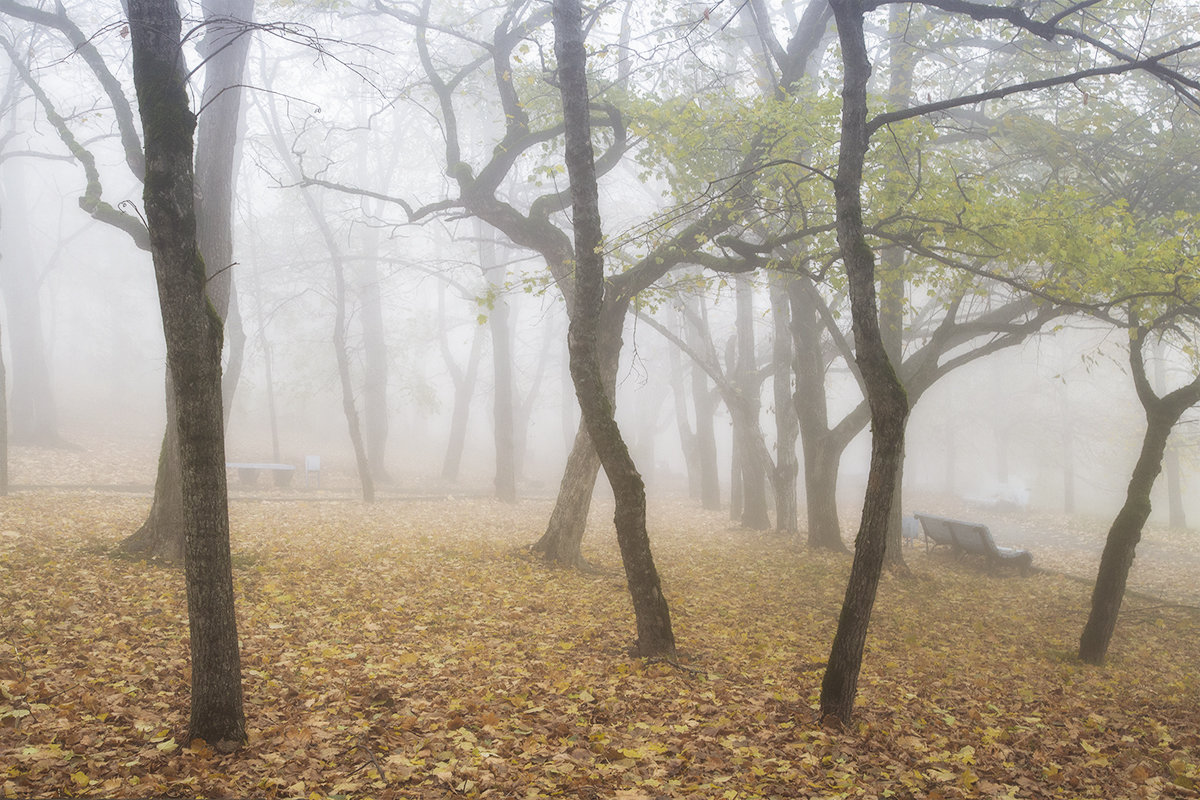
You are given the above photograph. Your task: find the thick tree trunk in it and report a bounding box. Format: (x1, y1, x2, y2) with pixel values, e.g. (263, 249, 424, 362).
(121, 396, 185, 562)
(1079, 331, 1200, 665)
(554, 0, 675, 657)
(123, 0, 254, 561)
(770, 273, 799, 534)
(128, 0, 245, 747)
(819, 0, 910, 724)
(790, 278, 850, 551)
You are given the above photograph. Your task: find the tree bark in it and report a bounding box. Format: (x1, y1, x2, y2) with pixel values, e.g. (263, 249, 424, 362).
(819, 0, 910, 724)
(1079, 328, 1200, 665)
(554, 0, 675, 657)
(128, 0, 245, 748)
(123, 0, 254, 562)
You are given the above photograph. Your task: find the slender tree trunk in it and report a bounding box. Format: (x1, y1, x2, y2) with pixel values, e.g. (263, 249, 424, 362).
(482, 227, 517, 502)
(770, 273, 799, 534)
(360, 255, 391, 483)
(689, 301, 722, 510)
(1079, 330, 1200, 664)
(819, 0, 910, 724)
(735, 274, 771, 529)
(221, 282, 246, 421)
(440, 283, 484, 483)
(1153, 342, 1187, 528)
(128, 0, 245, 747)
(668, 325, 701, 499)
(554, 0, 675, 657)
(331, 249, 376, 503)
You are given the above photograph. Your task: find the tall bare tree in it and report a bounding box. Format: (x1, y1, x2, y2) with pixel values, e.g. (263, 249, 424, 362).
(128, 0, 245, 748)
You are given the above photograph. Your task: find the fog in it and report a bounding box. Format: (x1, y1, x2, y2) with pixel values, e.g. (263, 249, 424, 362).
(2, 0, 1198, 532)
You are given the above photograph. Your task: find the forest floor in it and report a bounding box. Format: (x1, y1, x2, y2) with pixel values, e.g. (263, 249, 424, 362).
(2, 442, 1199, 799)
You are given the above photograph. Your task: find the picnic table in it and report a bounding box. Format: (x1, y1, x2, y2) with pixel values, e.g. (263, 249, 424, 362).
(913, 512, 1033, 575)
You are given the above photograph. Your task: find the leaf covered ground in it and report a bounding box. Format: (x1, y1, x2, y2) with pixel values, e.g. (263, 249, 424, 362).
(1, 492, 1199, 799)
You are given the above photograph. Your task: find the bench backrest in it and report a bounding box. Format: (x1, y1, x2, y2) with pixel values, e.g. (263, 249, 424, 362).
(914, 514, 958, 548)
(950, 524, 996, 556)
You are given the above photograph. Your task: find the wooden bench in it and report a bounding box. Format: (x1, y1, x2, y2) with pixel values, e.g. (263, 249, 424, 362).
(913, 512, 1033, 575)
(226, 462, 295, 488)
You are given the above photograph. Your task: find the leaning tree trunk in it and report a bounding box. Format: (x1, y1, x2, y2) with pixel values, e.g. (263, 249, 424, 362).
(128, 0, 245, 747)
(554, 0, 675, 657)
(122, 0, 254, 562)
(819, 0, 910, 724)
(531, 307, 621, 567)
(1079, 329, 1200, 665)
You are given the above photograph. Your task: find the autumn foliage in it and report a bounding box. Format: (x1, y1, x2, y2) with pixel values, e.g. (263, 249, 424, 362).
(1, 492, 1198, 799)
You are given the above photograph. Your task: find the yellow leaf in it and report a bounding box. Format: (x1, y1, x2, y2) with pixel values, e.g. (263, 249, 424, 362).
(70, 771, 89, 788)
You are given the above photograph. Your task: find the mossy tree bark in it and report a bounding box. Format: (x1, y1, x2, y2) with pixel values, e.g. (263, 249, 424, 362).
(128, 0, 245, 748)
(1079, 325, 1200, 665)
(553, 0, 675, 657)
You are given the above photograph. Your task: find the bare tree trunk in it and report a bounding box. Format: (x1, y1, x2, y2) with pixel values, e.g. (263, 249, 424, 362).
(1079, 328, 1200, 665)
(439, 282, 483, 483)
(554, 0, 675, 657)
(688, 301, 722, 511)
(482, 227, 517, 502)
(790, 277, 849, 552)
(819, 0, 910, 724)
(128, 0, 245, 747)
(360, 256, 391, 484)
(770, 273, 799, 534)
(735, 274, 771, 529)
(668, 325, 701, 499)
